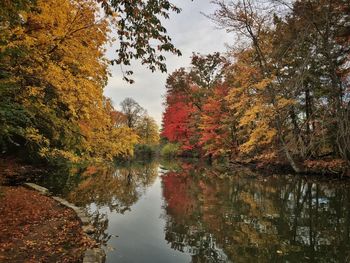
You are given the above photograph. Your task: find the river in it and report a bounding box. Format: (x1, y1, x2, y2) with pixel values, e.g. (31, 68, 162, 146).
(38, 159, 350, 263)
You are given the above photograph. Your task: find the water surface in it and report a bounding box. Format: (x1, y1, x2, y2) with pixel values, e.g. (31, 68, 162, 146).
(39, 160, 350, 262)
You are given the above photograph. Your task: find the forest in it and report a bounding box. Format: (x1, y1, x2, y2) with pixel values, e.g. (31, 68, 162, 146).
(1, 0, 350, 262)
(161, 0, 350, 174)
(2, 0, 349, 174)
(0, 0, 163, 165)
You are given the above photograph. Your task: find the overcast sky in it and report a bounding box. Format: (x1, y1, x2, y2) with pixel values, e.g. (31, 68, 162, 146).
(104, 1, 233, 125)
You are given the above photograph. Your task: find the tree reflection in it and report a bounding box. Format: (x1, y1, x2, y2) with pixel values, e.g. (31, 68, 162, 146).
(52, 161, 158, 249)
(161, 161, 350, 263)
(66, 161, 159, 213)
(90, 210, 111, 246)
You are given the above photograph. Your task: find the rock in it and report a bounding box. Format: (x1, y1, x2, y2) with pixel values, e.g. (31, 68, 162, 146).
(23, 183, 51, 196)
(83, 248, 106, 263)
(83, 225, 96, 234)
(52, 196, 66, 203)
(52, 196, 81, 213)
(80, 216, 90, 225)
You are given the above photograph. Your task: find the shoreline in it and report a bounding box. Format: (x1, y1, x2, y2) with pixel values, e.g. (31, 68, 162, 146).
(0, 155, 349, 262)
(166, 155, 350, 178)
(23, 183, 106, 263)
(0, 186, 93, 262)
(0, 176, 105, 263)
(228, 159, 350, 178)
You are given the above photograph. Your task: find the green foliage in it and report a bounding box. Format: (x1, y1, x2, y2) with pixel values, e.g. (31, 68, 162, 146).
(134, 144, 158, 159)
(160, 143, 180, 158)
(135, 115, 160, 146)
(101, 0, 184, 82)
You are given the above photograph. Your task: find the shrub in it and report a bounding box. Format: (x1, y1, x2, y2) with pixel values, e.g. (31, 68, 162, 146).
(160, 143, 180, 158)
(134, 144, 158, 159)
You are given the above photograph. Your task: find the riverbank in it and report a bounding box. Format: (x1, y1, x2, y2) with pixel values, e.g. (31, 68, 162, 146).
(0, 157, 106, 262)
(229, 157, 349, 177)
(1, 155, 350, 262)
(167, 154, 349, 177)
(0, 186, 95, 262)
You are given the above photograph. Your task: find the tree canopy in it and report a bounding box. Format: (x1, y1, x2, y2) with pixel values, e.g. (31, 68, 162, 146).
(0, 0, 165, 163)
(99, 0, 184, 82)
(161, 0, 350, 173)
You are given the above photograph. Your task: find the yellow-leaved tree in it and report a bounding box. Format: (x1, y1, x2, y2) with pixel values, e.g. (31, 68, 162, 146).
(226, 48, 295, 162)
(0, 0, 138, 162)
(135, 115, 160, 146)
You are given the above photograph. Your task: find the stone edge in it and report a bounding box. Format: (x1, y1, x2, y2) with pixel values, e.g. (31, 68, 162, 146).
(23, 182, 106, 263)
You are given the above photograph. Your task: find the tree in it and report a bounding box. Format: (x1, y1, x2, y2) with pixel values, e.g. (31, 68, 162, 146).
(225, 49, 282, 160)
(161, 53, 228, 155)
(199, 84, 237, 158)
(135, 115, 160, 145)
(208, 0, 350, 170)
(0, 0, 138, 162)
(189, 52, 227, 89)
(120, 98, 146, 129)
(98, 0, 184, 82)
(211, 0, 310, 172)
(161, 70, 199, 153)
(1, 0, 190, 163)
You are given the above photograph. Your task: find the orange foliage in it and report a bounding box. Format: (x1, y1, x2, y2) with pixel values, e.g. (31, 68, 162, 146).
(199, 84, 237, 157)
(0, 187, 94, 262)
(161, 93, 198, 151)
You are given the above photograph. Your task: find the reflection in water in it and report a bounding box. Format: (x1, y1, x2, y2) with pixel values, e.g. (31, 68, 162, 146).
(161, 162, 350, 263)
(38, 159, 350, 262)
(66, 161, 158, 213)
(89, 210, 111, 246)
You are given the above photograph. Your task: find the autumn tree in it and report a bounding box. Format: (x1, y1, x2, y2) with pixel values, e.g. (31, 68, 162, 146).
(0, 0, 138, 162)
(199, 84, 237, 158)
(211, 0, 304, 171)
(97, 0, 184, 82)
(268, 0, 350, 167)
(118, 98, 159, 156)
(207, 0, 346, 171)
(161, 70, 199, 153)
(0, 0, 34, 153)
(120, 98, 146, 129)
(1, 0, 189, 164)
(135, 115, 160, 146)
(161, 53, 228, 155)
(160, 0, 349, 172)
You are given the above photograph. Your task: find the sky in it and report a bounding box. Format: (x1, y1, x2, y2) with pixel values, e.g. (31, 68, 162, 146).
(104, 1, 233, 125)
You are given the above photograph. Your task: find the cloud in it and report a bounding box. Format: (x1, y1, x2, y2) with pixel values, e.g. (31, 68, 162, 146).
(104, 0, 232, 125)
